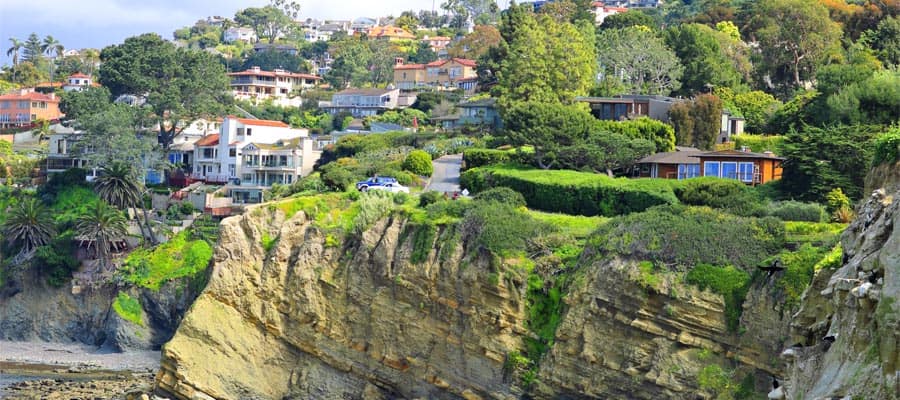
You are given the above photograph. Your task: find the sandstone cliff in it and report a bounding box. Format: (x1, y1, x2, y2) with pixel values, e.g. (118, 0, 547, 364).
(157, 201, 790, 399)
(782, 184, 899, 399)
(0, 265, 206, 351)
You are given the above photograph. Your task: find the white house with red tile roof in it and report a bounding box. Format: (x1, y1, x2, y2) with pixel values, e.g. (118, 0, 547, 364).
(591, 2, 629, 25)
(62, 73, 97, 92)
(191, 116, 319, 203)
(227, 66, 322, 107)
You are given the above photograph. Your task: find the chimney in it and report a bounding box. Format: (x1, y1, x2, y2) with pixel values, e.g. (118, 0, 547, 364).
(394, 57, 404, 66)
(741, 146, 750, 153)
(763, 150, 775, 156)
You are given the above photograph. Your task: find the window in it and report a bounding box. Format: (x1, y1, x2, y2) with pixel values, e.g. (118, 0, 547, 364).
(237, 127, 245, 136)
(202, 148, 215, 159)
(0, 101, 9, 109)
(246, 128, 252, 136)
(229, 148, 236, 157)
(738, 162, 754, 183)
(704, 161, 720, 177)
(0, 114, 8, 122)
(279, 155, 288, 166)
(721, 162, 737, 179)
(228, 164, 236, 177)
(678, 164, 700, 179)
(17, 101, 28, 109)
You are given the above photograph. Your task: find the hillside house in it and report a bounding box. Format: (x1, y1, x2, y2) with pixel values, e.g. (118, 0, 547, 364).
(368, 26, 416, 41)
(224, 27, 257, 43)
(321, 88, 400, 117)
(591, 2, 628, 25)
(62, 73, 97, 92)
(232, 137, 320, 203)
(0, 89, 62, 128)
(252, 43, 298, 55)
(227, 67, 321, 107)
(696, 149, 784, 185)
(393, 58, 478, 92)
(432, 98, 502, 131)
(634, 147, 703, 179)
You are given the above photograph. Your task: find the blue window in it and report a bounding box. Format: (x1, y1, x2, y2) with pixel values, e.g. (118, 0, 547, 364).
(704, 161, 719, 177)
(721, 162, 738, 179)
(739, 162, 754, 182)
(678, 164, 700, 179)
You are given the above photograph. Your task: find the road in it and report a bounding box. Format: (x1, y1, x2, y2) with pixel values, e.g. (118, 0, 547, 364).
(427, 154, 462, 194)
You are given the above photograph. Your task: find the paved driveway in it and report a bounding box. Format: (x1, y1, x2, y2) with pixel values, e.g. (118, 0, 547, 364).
(427, 154, 462, 193)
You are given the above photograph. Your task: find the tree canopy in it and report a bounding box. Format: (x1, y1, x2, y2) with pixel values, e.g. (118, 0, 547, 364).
(596, 27, 683, 95)
(98, 33, 230, 150)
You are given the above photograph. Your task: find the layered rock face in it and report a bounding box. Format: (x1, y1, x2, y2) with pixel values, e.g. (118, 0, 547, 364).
(783, 186, 899, 399)
(0, 266, 204, 351)
(535, 256, 785, 399)
(157, 205, 788, 399)
(157, 209, 530, 399)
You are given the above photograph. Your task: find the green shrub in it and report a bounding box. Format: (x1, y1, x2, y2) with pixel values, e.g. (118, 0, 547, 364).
(596, 117, 676, 153)
(591, 205, 785, 269)
(462, 166, 679, 216)
(419, 190, 444, 207)
(410, 223, 437, 264)
(462, 201, 553, 256)
(686, 264, 750, 331)
(352, 190, 396, 234)
(674, 177, 765, 217)
(33, 231, 79, 287)
(121, 231, 213, 291)
(261, 232, 276, 253)
(872, 127, 900, 166)
(113, 292, 144, 326)
(777, 243, 826, 309)
(769, 201, 826, 222)
(733, 135, 785, 153)
(825, 188, 851, 216)
(402, 150, 433, 177)
(463, 148, 515, 170)
(319, 164, 355, 192)
(474, 187, 526, 208)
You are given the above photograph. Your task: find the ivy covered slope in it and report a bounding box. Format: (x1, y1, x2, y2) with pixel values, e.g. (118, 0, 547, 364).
(155, 185, 839, 399)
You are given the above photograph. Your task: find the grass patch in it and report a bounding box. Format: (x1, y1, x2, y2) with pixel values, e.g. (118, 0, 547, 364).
(112, 292, 143, 327)
(526, 210, 608, 239)
(777, 243, 827, 310)
(120, 231, 213, 291)
(785, 221, 845, 245)
(685, 264, 751, 332)
(261, 232, 277, 253)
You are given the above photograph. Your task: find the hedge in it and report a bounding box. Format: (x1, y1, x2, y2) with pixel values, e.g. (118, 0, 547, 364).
(462, 148, 531, 170)
(461, 165, 678, 216)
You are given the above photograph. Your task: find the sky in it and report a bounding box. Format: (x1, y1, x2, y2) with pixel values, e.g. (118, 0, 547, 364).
(0, 0, 510, 66)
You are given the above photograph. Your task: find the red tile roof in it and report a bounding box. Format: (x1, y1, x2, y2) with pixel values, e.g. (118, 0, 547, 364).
(68, 73, 91, 79)
(235, 118, 289, 128)
(394, 63, 425, 70)
(227, 68, 321, 81)
(195, 134, 220, 146)
(0, 91, 60, 102)
(425, 58, 477, 68)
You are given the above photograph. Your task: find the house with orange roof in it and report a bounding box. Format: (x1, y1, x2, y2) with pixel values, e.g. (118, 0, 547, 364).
(191, 116, 320, 203)
(393, 58, 478, 92)
(367, 25, 416, 41)
(591, 2, 628, 25)
(0, 89, 62, 128)
(227, 66, 322, 107)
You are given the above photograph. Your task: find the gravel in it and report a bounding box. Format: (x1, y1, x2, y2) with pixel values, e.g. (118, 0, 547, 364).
(0, 340, 160, 371)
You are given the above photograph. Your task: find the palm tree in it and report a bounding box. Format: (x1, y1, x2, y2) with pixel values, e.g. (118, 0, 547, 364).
(81, 48, 99, 76)
(1, 198, 55, 257)
(94, 163, 142, 209)
(93, 163, 157, 245)
(76, 201, 128, 270)
(42, 35, 63, 83)
(6, 38, 23, 83)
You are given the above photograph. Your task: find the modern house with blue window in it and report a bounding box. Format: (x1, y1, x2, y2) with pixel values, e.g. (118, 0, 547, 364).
(695, 149, 784, 185)
(635, 147, 784, 185)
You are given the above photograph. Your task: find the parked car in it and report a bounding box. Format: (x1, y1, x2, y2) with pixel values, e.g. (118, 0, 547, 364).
(356, 176, 398, 191)
(366, 182, 410, 193)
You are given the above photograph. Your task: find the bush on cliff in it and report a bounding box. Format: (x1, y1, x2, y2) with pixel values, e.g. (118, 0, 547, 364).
(590, 205, 785, 270)
(120, 231, 213, 291)
(673, 177, 766, 217)
(685, 264, 750, 332)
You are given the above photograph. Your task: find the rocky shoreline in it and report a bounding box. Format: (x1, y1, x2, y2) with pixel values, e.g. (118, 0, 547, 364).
(0, 341, 161, 399)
